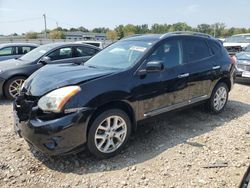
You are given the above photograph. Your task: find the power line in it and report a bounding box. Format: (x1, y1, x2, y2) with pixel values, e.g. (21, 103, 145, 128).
(0, 17, 42, 24)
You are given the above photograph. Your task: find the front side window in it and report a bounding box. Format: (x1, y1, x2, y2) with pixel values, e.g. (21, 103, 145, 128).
(75, 46, 98, 57)
(147, 40, 182, 68)
(0, 47, 13, 56)
(48, 47, 72, 61)
(85, 40, 154, 69)
(183, 38, 211, 63)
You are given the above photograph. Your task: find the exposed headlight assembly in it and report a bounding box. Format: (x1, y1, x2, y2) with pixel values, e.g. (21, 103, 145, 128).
(38, 86, 81, 113)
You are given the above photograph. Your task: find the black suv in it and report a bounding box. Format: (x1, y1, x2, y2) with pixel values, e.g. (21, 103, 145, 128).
(14, 32, 235, 158)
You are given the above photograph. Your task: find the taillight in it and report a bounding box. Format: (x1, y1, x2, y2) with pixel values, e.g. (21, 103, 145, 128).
(230, 55, 236, 64)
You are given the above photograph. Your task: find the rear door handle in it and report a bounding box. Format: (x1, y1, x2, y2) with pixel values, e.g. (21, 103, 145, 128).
(178, 73, 189, 78)
(212, 65, 221, 70)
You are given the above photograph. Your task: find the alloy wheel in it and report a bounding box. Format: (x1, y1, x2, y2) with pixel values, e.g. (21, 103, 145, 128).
(8, 79, 25, 99)
(94, 115, 127, 153)
(213, 86, 227, 111)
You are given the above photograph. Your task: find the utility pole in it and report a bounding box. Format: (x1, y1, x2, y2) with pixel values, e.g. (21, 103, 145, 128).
(43, 14, 47, 38)
(214, 25, 216, 37)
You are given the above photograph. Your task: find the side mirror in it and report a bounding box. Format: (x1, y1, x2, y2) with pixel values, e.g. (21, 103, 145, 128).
(39, 56, 51, 65)
(146, 61, 164, 72)
(136, 61, 164, 76)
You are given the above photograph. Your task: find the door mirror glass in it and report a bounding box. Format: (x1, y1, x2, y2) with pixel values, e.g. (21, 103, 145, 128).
(39, 56, 51, 65)
(146, 61, 164, 72)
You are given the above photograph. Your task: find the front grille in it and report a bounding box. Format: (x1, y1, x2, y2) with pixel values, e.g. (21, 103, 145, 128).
(225, 46, 242, 55)
(237, 64, 250, 71)
(15, 94, 39, 121)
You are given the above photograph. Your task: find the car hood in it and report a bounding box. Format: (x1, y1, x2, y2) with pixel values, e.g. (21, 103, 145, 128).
(24, 64, 118, 96)
(236, 52, 250, 60)
(223, 42, 250, 48)
(0, 58, 31, 71)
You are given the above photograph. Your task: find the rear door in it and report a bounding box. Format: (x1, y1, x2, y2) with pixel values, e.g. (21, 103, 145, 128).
(0, 46, 16, 61)
(182, 36, 214, 101)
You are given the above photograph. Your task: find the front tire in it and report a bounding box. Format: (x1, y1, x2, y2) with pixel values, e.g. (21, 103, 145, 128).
(207, 82, 229, 113)
(4, 76, 26, 100)
(87, 109, 131, 159)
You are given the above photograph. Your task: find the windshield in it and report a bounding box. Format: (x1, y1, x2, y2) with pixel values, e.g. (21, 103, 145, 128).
(85, 40, 153, 69)
(225, 35, 250, 43)
(19, 45, 54, 61)
(245, 45, 250, 52)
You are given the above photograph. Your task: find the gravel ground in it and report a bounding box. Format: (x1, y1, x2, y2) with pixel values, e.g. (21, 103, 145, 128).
(0, 83, 250, 188)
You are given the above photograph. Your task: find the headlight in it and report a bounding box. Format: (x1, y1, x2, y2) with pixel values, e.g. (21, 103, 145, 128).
(38, 86, 81, 113)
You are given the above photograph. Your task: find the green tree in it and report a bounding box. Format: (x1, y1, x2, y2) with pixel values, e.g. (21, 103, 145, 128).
(26, 32, 38, 39)
(151, 24, 170, 33)
(115, 25, 125, 39)
(49, 30, 65, 39)
(92, 27, 109, 33)
(106, 30, 118, 41)
(78, 26, 89, 32)
(197, 24, 213, 35)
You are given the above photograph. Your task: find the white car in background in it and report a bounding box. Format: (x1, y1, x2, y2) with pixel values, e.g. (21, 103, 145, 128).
(75, 41, 106, 49)
(223, 34, 250, 55)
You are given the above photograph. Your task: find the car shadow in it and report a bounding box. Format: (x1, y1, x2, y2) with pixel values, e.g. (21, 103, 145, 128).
(0, 96, 12, 105)
(30, 99, 250, 175)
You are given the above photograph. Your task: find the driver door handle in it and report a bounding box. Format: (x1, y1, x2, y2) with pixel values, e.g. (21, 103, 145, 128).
(212, 65, 221, 70)
(178, 73, 189, 78)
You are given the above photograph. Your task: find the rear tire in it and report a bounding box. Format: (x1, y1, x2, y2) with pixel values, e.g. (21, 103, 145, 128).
(4, 76, 26, 100)
(207, 82, 229, 114)
(87, 109, 131, 159)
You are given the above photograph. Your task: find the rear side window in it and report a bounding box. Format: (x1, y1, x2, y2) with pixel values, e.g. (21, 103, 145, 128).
(208, 40, 222, 55)
(75, 46, 98, 57)
(17, 46, 35, 55)
(183, 38, 211, 63)
(0, 47, 13, 56)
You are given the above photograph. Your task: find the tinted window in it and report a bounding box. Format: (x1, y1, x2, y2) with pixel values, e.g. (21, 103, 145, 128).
(183, 38, 211, 63)
(48, 47, 72, 61)
(75, 46, 98, 57)
(0, 47, 13, 56)
(148, 40, 182, 68)
(17, 46, 34, 55)
(208, 40, 221, 55)
(246, 45, 250, 52)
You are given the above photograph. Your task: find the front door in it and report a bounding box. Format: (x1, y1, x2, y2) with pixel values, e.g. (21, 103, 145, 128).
(136, 38, 189, 118)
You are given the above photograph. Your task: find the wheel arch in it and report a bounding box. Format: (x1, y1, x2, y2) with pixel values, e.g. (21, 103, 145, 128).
(2, 74, 28, 97)
(87, 100, 137, 136)
(216, 77, 232, 91)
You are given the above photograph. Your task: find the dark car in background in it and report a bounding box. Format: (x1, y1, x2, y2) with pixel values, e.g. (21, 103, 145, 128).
(0, 42, 100, 99)
(235, 45, 250, 83)
(14, 32, 235, 159)
(0, 43, 38, 62)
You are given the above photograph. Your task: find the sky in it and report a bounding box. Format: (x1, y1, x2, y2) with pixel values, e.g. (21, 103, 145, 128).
(0, 0, 250, 35)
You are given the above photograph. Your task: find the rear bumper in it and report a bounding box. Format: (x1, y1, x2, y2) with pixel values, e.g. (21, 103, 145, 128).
(13, 103, 94, 156)
(235, 70, 250, 83)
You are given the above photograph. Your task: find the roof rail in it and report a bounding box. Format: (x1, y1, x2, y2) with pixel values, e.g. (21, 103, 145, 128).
(160, 31, 212, 39)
